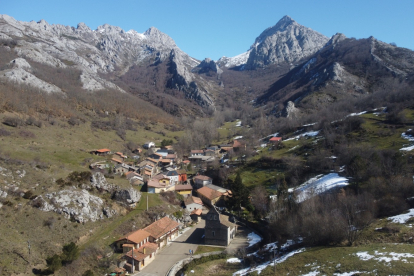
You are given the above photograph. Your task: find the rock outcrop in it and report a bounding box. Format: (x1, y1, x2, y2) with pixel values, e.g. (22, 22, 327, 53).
(33, 189, 116, 223)
(194, 58, 223, 75)
(245, 16, 329, 70)
(0, 14, 213, 107)
(112, 188, 141, 205)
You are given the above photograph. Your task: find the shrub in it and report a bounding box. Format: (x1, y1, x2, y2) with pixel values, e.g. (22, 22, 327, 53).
(46, 254, 62, 272)
(19, 130, 35, 138)
(0, 128, 11, 136)
(62, 242, 80, 264)
(3, 116, 23, 127)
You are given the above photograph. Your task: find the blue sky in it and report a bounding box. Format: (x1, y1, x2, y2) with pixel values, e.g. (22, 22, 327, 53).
(3, 0, 413, 60)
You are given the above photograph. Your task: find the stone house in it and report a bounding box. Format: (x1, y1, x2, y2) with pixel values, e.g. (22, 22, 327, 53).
(204, 207, 236, 246)
(193, 175, 212, 189)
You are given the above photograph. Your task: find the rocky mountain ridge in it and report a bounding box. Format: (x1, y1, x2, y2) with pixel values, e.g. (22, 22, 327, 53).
(218, 16, 329, 70)
(0, 14, 216, 108)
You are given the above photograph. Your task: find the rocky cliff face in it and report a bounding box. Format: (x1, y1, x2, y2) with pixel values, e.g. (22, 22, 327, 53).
(0, 14, 214, 108)
(218, 16, 328, 70)
(245, 16, 329, 70)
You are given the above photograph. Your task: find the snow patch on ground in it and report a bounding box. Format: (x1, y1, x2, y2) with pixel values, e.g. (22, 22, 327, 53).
(294, 173, 349, 203)
(285, 131, 320, 141)
(400, 130, 414, 151)
(348, 111, 367, 117)
(247, 232, 262, 247)
(232, 248, 305, 276)
(355, 251, 414, 263)
(227, 258, 241, 263)
(333, 272, 366, 276)
(387, 209, 414, 224)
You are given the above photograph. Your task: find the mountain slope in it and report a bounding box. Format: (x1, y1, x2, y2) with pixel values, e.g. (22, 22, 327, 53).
(0, 14, 216, 114)
(256, 33, 414, 114)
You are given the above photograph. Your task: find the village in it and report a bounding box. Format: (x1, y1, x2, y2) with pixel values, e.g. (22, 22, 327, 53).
(87, 137, 278, 275)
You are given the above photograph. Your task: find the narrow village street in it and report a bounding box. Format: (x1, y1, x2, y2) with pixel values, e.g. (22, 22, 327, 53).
(135, 219, 205, 276)
(135, 218, 250, 276)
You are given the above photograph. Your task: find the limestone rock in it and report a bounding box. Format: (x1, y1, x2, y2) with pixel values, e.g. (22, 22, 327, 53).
(9, 58, 31, 69)
(32, 189, 116, 223)
(90, 172, 116, 193)
(0, 68, 63, 94)
(245, 16, 329, 69)
(112, 187, 141, 205)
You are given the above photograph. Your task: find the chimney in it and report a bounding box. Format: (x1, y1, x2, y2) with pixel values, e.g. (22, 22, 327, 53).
(143, 247, 146, 254)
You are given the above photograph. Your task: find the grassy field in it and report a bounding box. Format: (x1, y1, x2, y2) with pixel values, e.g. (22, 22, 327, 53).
(195, 245, 225, 254)
(188, 243, 414, 275)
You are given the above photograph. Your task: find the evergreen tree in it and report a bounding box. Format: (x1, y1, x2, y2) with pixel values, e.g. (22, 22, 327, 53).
(62, 242, 80, 264)
(228, 173, 249, 210)
(46, 254, 62, 272)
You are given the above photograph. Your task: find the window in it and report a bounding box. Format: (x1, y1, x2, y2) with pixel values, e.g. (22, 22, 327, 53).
(212, 231, 215, 237)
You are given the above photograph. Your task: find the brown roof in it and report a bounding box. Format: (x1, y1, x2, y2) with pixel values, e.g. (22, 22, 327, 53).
(112, 158, 123, 164)
(182, 160, 190, 164)
(148, 178, 170, 188)
(125, 248, 147, 262)
(144, 216, 180, 239)
(191, 150, 204, 154)
(192, 196, 203, 205)
(144, 171, 152, 176)
(96, 148, 110, 153)
(233, 140, 245, 148)
(185, 195, 203, 206)
(191, 209, 202, 216)
(197, 186, 223, 201)
(194, 175, 212, 181)
(117, 229, 151, 244)
(160, 159, 171, 163)
(175, 184, 193, 191)
(166, 154, 177, 159)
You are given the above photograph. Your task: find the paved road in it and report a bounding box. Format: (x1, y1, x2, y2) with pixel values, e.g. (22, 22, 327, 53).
(135, 219, 206, 276)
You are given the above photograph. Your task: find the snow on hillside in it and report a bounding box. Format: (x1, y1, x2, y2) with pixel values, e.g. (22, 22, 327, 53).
(294, 173, 349, 203)
(218, 50, 251, 68)
(233, 248, 305, 275)
(247, 232, 262, 247)
(400, 130, 414, 151)
(285, 130, 320, 141)
(387, 209, 414, 224)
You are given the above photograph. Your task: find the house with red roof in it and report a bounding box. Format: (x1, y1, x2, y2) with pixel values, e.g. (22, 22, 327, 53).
(116, 216, 181, 273)
(269, 137, 282, 143)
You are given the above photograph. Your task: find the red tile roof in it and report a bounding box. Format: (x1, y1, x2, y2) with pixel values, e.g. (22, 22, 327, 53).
(144, 216, 180, 239)
(197, 186, 223, 201)
(112, 158, 123, 164)
(270, 137, 282, 142)
(117, 229, 151, 244)
(191, 209, 202, 216)
(96, 148, 110, 153)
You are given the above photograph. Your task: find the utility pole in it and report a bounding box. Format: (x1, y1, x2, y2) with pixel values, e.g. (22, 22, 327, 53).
(27, 240, 31, 255)
(146, 194, 148, 211)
